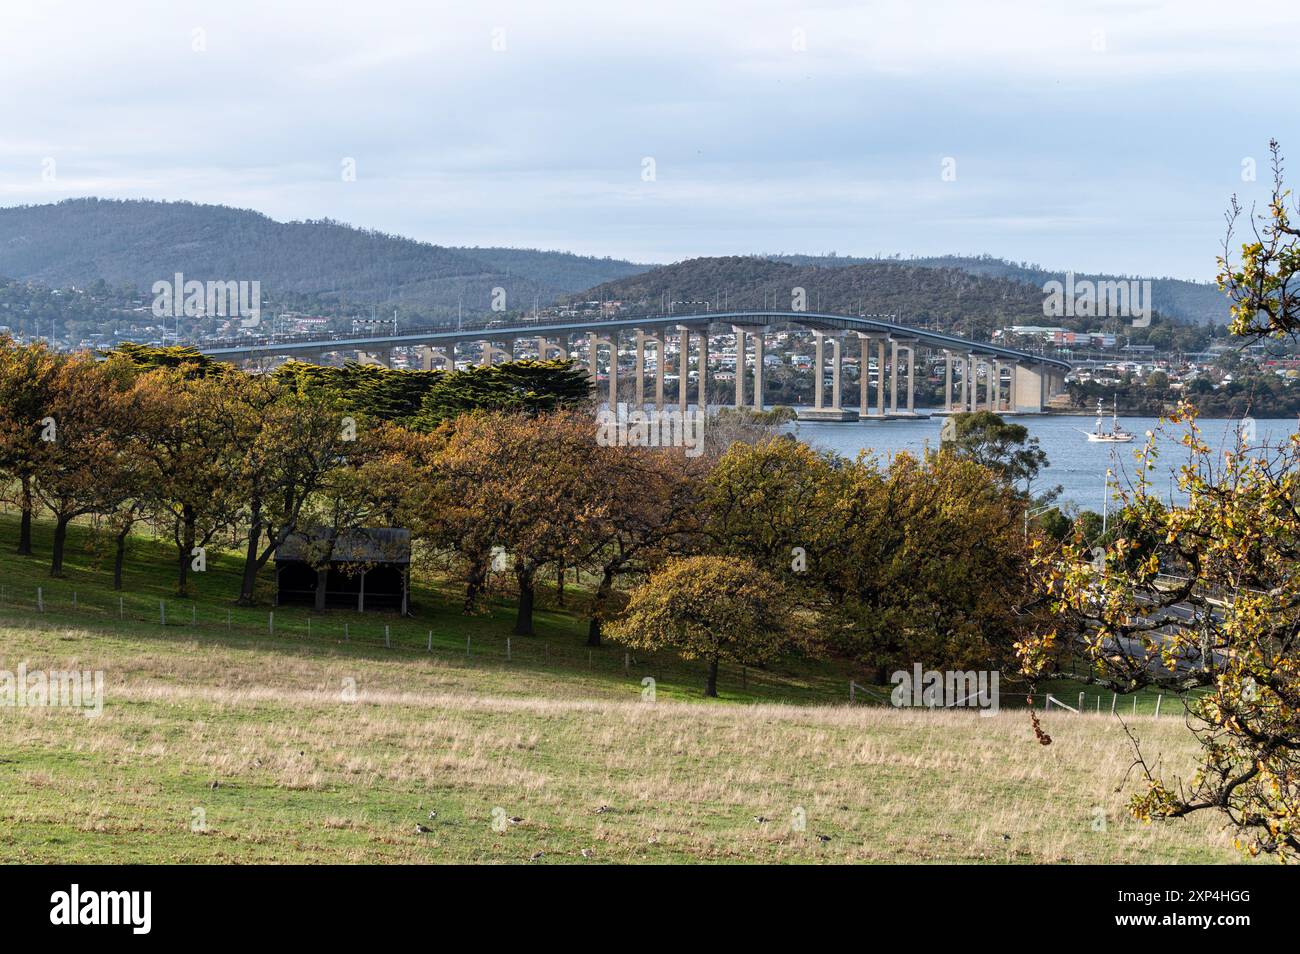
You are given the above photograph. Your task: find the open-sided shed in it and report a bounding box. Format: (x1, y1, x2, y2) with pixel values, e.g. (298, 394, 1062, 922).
(275, 527, 411, 614)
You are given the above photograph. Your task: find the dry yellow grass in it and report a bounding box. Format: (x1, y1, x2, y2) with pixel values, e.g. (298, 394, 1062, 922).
(0, 620, 1248, 864)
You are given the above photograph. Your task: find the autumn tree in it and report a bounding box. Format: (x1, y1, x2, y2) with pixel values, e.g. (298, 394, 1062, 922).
(608, 555, 800, 697)
(701, 436, 846, 587)
(429, 410, 609, 633)
(0, 338, 61, 555)
(1218, 139, 1299, 340)
(131, 370, 248, 596)
(288, 424, 418, 611)
(1020, 409, 1300, 860)
(227, 375, 354, 605)
(827, 451, 1033, 679)
(30, 357, 145, 576)
(578, 445, 704, 646)
(1017, 141, 1300, 861)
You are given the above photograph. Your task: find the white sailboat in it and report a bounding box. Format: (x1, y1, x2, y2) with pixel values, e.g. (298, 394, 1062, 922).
(1080, 398, 1133, 443)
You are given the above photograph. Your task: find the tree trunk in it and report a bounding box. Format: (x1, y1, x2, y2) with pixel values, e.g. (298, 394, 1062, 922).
(113, 526, 128, 590)
(513, 564, 535, 635)
(705, 656, 720, 698)
(177, 506, 196, 596)
(16, 476, 33, 555)
(238, 500, 263, 606)
(314, 567, 328, 612)
(463, 554, 488, 614)
(586, 565, 616, 647)
(49, 514, 70, 577)
(555, 564, 565, 607)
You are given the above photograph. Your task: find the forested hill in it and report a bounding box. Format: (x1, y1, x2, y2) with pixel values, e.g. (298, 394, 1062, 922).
(768, 253, 1227, 326)
(576, 256, 1058, 340)
(0, 199, 651, 318)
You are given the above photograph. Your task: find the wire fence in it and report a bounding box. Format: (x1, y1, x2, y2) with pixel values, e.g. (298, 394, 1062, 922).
(0, 580, 781, 696)
(848, 679, 1179, 717)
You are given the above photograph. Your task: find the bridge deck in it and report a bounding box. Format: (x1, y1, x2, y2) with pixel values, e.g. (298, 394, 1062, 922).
(199, 310, 1071, 371)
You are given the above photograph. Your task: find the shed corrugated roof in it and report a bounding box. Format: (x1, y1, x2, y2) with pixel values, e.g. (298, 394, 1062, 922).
(276, 527, 411, 564)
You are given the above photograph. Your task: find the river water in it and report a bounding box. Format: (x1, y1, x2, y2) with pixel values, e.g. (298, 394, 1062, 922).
(785, 411, 1298, 512)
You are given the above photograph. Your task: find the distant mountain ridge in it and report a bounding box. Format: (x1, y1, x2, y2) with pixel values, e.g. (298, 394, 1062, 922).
(575, 255, 1059, 341)
(0, 198, 653, 319)
(766, 253, 1226, 326)
(0, 199, 1225, 335)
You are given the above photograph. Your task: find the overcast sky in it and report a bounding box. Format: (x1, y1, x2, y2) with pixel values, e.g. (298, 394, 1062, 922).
(2, 0, 1297, 280)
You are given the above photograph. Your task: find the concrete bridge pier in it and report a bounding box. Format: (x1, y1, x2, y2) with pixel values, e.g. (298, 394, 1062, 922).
(831, 334, 843, 411)
(628, 329, 666, 409)
(356, 350, 390, 367)
(876, 337, 887, 417)
(857, 333, 871, 417)
(959, 353, 970, 411)
(1012, 363, 1049, 413)
(889, 338, 900, 414)
(856, 332, 886, 418)
(907, 344, 916, 414)
(943, 349, 954, 412)
(479, 340, 513, 367)
(654, 329, 666, 410)
(634, 331, 648, 408)
(965, 354, 977, 412)
(537, 337, 568, 361)
(813, 332, 825, 410)
(732, 326, 746, 409)
(676, 326, 690, 414)
(699, 328, 709, 410)
(891, 337, 918, 415)
(800, 330, 857, 421)
(731, 324, 766, 411)
(586, 333, 599, 387)
(587, 332, 618, 408)
(417, 345, 453, 370)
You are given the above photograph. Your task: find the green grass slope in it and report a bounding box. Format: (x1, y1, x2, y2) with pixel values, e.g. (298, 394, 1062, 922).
(0, 514, 1245, 863)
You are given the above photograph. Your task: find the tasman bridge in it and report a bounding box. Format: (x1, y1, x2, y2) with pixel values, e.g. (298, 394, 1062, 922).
(199, 310, 1071, 419)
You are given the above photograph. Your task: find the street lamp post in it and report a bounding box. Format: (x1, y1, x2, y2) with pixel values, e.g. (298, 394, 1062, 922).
(1102, 468, 1113, 535)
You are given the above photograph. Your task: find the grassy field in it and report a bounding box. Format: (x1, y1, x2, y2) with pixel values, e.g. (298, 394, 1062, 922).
(0, 512, 1248, 863)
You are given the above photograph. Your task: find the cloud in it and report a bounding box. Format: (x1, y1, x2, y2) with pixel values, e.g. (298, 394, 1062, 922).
(0, 0, 1296, 278)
